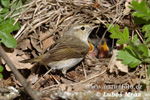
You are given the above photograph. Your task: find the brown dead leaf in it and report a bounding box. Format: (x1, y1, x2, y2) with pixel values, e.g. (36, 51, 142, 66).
(17, 39, 31, 50)
(16, 49, 24, 55)
(59, 84, 73, 91)
(31, 50, 38, 57)
(108, 49, 118, 73)
(123, 0, 132, 15)
(115, 61, 128, 73)
(27, 74, 38, 84)
(30, 37, 42, 53)
(108, 50, 128, 73)
(67, 71, 84, 81)
(0, 77, 14, 87)
(94, 2, 100, 8)
(123, 0, 141, 15)
(40, 33, 55, 50)
(2, 49, 33, 71)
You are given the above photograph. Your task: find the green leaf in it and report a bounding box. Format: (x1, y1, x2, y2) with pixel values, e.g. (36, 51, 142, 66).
(117, 48, 141, 68)
(139, 44, 149, 58)
(142, 24, 150, 33)
(130, 0, 150, 21)
(133, 17, 150, 25)
(107, 24, 129, 44)
(0, 16, 4, 23)
(10, 0, 23, 16)
(142, 24, 150, 43)
(107, 23, 150, 68)
(0, 18, 20, 48)
(0, 73, 3, 78)
(1, 0, 10, 8)
(132, 34, 138, 42)
(0, 65, 4, 72)
(123, 27, 129, 40)
(147, 66, 150, 77)
(143, 58, 150, 63)
(0, 8, 9, 14)
(128, 40, 149, 59)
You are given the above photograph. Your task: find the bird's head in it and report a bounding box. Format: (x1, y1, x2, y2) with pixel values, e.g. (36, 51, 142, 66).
(65, 24, 94, 45)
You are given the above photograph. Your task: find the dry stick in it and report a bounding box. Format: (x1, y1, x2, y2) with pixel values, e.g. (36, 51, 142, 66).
(145, 64, 149, 91)
(4, 0, 21, 20)
(82, 62, 87, 79)
(0, 45, 40, 100)
(135, 29, 145, 43)
(71, 70, 107, 86)
(32, 68, 52, 88)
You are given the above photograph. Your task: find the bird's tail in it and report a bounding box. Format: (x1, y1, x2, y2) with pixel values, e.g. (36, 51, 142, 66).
(20, 55, 45, 63)
(20, 58, 40, 63)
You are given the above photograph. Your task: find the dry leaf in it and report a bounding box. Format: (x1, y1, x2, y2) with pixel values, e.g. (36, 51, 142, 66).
(94, 2, 100, 8)
(27, 74, 38, 84)
(108, 49, 118, 73)
(123, 0, 133, 15)
(17, 39, 31, 50)
(31, 50, 38, 57)
(115, 61, 128, 73)
(30, 37, 42, 53)
(2, 49, 33, 71)
(59, 84, 73, 91)
(40, 33, 55, 50)
(108, 50, 128, 73)
(123, 0, 141, 15)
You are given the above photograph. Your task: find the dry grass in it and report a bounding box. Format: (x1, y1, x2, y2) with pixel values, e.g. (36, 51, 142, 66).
(9, 0, 125, 41)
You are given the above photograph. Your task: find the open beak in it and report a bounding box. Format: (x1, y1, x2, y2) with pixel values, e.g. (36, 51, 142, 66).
(97, 41, 110, 58)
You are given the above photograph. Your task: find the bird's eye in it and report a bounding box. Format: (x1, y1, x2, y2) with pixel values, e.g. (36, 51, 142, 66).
(81, 26, 85, 30)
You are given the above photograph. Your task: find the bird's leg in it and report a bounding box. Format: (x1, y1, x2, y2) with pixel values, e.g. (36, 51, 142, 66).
(62, 67, 69, 75)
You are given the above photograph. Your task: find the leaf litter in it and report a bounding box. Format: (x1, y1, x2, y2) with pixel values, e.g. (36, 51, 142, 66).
(0, 0, 148, 99)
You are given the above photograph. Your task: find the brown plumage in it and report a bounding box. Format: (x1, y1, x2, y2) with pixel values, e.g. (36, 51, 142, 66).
(20, 24, 93, 74)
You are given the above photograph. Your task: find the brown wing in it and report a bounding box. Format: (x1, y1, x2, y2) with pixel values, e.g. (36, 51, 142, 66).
(40, 35, 89, 64)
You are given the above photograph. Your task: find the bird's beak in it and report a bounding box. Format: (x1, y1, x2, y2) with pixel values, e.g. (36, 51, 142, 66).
(98, 41, 110, 58)
(89, 42, 94, 52)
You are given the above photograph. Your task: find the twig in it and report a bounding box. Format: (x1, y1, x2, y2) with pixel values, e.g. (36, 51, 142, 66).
(32, 68, 52, 88)
(145, 64, 149, 91)
(71, 69, 106, 85)
(82, 62, 87, 79)
(4, 0, 21, 20)
(0, 45, 40, 100)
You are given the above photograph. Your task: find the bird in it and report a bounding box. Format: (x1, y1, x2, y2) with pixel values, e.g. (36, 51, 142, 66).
(88, 38, 110, 58)
(97, 41, 110, 58)
(88, 42, 98, 57)
(20, 24, 94, 74)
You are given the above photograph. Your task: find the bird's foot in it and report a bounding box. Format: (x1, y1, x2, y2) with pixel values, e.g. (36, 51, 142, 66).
(62, 68, 69, 75)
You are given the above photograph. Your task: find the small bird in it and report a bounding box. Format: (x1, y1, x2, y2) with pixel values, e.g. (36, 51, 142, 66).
(97, 41, 110, 58)
(20, 24, 93, 74)
(88, 42, 98, 57)
(88, 38, 110, 58)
